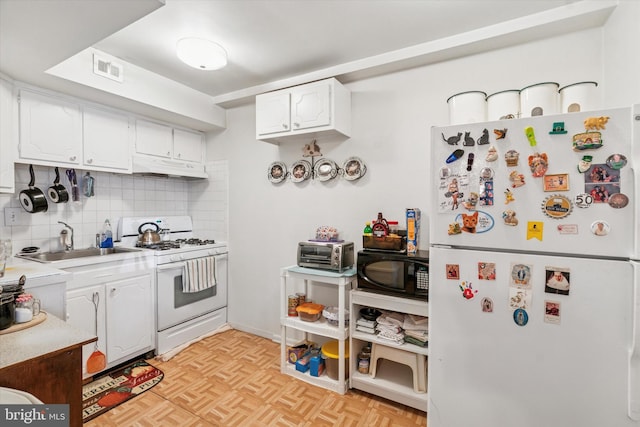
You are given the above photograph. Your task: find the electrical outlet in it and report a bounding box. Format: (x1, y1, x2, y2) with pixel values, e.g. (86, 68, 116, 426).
(4, 207, 23, 226)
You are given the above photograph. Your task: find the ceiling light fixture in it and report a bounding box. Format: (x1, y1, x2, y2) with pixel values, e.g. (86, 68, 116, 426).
(176, 37, 227, 71)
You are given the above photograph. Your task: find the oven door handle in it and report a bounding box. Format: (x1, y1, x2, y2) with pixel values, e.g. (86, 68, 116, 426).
(156, 262, 186, 272)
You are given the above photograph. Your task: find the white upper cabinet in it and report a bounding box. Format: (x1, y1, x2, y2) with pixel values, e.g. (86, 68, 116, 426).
(19, 89, 82, 165)
(256, 78, 351, 143)
(135, 119, 173, 158)
(173, 128, 204, 163)
(135, 120, 203, 163)
(0, 78, 15, 193)
(83, 106, 132, 172)
(18, 88, 133, 173)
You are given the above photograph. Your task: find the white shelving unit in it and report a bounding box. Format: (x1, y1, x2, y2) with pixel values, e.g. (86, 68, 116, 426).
(280, 266, 357, 394)
(350, 289, 429, 411)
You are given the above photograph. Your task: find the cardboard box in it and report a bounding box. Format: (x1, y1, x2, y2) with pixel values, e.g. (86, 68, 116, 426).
(406, 208, 421, 254)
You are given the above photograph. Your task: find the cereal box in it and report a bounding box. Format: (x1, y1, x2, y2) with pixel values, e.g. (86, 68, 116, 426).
(406, 208, 421, 254)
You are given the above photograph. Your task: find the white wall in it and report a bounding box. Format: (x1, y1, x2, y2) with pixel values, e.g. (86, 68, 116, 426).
(212, 3, 640, 340)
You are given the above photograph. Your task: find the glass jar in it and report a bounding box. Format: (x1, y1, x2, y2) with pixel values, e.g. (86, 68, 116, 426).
(14, 294, 40, 324)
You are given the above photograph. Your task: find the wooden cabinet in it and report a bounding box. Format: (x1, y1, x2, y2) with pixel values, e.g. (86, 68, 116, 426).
(350, 290, 428, 411)
(256, 78, 351, 143)
(280, 266, 356, 394)
(0, 345, 85, 426)
(0, 77, 15, 193)
(83, 106, 132, 172)
(66, 269, 154, 378)
(18, 88, 82, 166)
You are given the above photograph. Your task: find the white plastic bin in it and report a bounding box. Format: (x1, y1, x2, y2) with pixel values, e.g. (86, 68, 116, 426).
(486, 90, 520, 120)
(520, 82, 559, 117)
(447, 91, 487, 125)
(559, 81, 598, 113)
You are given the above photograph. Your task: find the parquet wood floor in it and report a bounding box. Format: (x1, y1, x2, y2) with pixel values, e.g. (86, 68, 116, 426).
(85, 329, 427, 426)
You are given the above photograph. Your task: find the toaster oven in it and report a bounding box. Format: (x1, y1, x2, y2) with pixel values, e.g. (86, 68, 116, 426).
(297, 241, 354, 272)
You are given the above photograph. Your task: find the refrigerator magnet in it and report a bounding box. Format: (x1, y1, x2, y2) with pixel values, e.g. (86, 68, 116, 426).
(606, 153, 627, 170)
(462, 192, 479, 210)
(574, 193, 593, 208)
(557, 224, 578, 235)
(510, 263, 532, 288)
(493, 129, 507, 140)
(446, 149, 465, 163)
(541, 195, 573, 219)
(442, 132, 462, 145)
(544, 301, 561, 325)
(572, 132, 603, 151)
(478, 262, 496, 280)
(481, 297, 494, 313)
(513, 308, 529, 326)
(545, 268, 571, 295)
(608, 193, 629, 209)
(477, 128, 490, 145)
(459, 281, 477, 299)
(577, 155, 593, 173)
(502, 209, 518, 226)
(485, 146, 498, 162)
(505, 149, 519, 166)
(446, 264, 460, 279)
(526, 221, 544, 240)
(591, 220, 610, 236)
(479, 180, 494, 206)
(509, 288, 532, 310)
(454, 211, 495, 234)
(504, 188, 515, 204)
(509, 171, 525, 188)
(528, 152, 548, 177)
(524, 126, 537, 146)
(463, 132, 475, 146)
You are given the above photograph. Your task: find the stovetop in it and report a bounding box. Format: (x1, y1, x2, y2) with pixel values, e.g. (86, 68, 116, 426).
(136, 238, 217, 251)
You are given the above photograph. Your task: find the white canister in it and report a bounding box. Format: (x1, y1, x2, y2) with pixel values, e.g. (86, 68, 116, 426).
(559, 81, 598, 113)
(486, 90, 520, 121)
(519, 82, 559, 117)
(447, 91, 487, 125)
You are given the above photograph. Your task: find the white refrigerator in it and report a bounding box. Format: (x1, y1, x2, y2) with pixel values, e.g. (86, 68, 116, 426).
(427, 106, 640, 427)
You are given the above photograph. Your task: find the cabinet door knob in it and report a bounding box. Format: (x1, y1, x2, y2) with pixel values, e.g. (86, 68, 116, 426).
(167, 151, 171, 156)
(282, 124, 288, 129)
(177, 153, 181, 158)
(70, 155, 77, 161)
(86, 158, 93, 164)
(111, 287, 116, 294)
(293, 122, 300, 128)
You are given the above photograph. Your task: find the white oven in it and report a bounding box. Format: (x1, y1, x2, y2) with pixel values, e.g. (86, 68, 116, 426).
(156, 251, 227, 329)
(118, 216, 228, 355)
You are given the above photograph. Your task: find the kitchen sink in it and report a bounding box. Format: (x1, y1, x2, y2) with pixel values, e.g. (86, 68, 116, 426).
(17, 247, 141, 263)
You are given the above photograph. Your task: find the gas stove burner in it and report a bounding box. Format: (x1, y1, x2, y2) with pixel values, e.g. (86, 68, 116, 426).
(136, 241, 181, 250)
(175, 238, 216, 246)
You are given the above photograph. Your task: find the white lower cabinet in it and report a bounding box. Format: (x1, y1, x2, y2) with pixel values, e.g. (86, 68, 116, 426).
(350, 290, 428, 411)
(280, 266, 356, 394)
(66, 264, 154, 379)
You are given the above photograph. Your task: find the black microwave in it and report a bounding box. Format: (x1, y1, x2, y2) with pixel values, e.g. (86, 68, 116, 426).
(356, 250, 429, 300)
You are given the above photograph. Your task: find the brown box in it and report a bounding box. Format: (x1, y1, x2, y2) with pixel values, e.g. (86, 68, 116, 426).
(363, 235, 406, 251)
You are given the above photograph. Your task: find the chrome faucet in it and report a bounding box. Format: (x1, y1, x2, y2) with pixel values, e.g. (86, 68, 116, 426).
(58, 221, 74, 251)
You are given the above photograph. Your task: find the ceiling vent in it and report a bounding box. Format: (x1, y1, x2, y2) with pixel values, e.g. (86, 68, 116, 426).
(93, 54, 124, 82)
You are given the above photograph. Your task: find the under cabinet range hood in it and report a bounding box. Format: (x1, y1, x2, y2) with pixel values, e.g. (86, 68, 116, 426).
(131, 155, 208, 179)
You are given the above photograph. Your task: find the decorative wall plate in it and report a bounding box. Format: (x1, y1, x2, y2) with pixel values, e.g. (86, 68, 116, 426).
(314, 159, 338, 182)
(290, 160, 311, 182)
(342, 157, 366, 181)
(268, 162, 287, 184)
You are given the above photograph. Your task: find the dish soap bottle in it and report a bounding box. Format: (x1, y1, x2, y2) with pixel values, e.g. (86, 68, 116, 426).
(100, 219, 113, 248)
(363, 222, 373, 236)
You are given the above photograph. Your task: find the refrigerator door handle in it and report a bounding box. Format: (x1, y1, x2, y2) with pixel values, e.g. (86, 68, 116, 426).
(630, 260, 640, 420)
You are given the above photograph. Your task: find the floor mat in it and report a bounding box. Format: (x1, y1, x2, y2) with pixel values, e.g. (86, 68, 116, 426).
(82, 359, 164, 422)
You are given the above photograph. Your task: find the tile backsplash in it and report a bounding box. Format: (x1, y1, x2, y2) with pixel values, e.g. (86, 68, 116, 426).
(0, 161, 228, 254)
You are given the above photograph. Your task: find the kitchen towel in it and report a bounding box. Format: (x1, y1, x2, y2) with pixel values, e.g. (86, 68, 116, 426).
(183, 256, 217, 293)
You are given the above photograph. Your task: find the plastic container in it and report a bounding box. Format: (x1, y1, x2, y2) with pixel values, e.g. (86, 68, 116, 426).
(447, 91, 487, 125)
(100, 219, 113, 248)
(321, 340, 350, 380)
(296, 302, 324, 322)
(322, 306, 349, 326)
(519, 82, 559, 117)
(559, 81, 598, 113)
(486, 89, 520, 120)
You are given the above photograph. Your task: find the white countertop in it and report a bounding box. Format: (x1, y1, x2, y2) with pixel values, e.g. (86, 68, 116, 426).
(0, 257, 69, 287)
(0, 313, 96, 370)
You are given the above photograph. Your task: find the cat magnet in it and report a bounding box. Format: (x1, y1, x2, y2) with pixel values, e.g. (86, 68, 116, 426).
(442, 132, 462, 145)
(477, 128, 490, 145)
